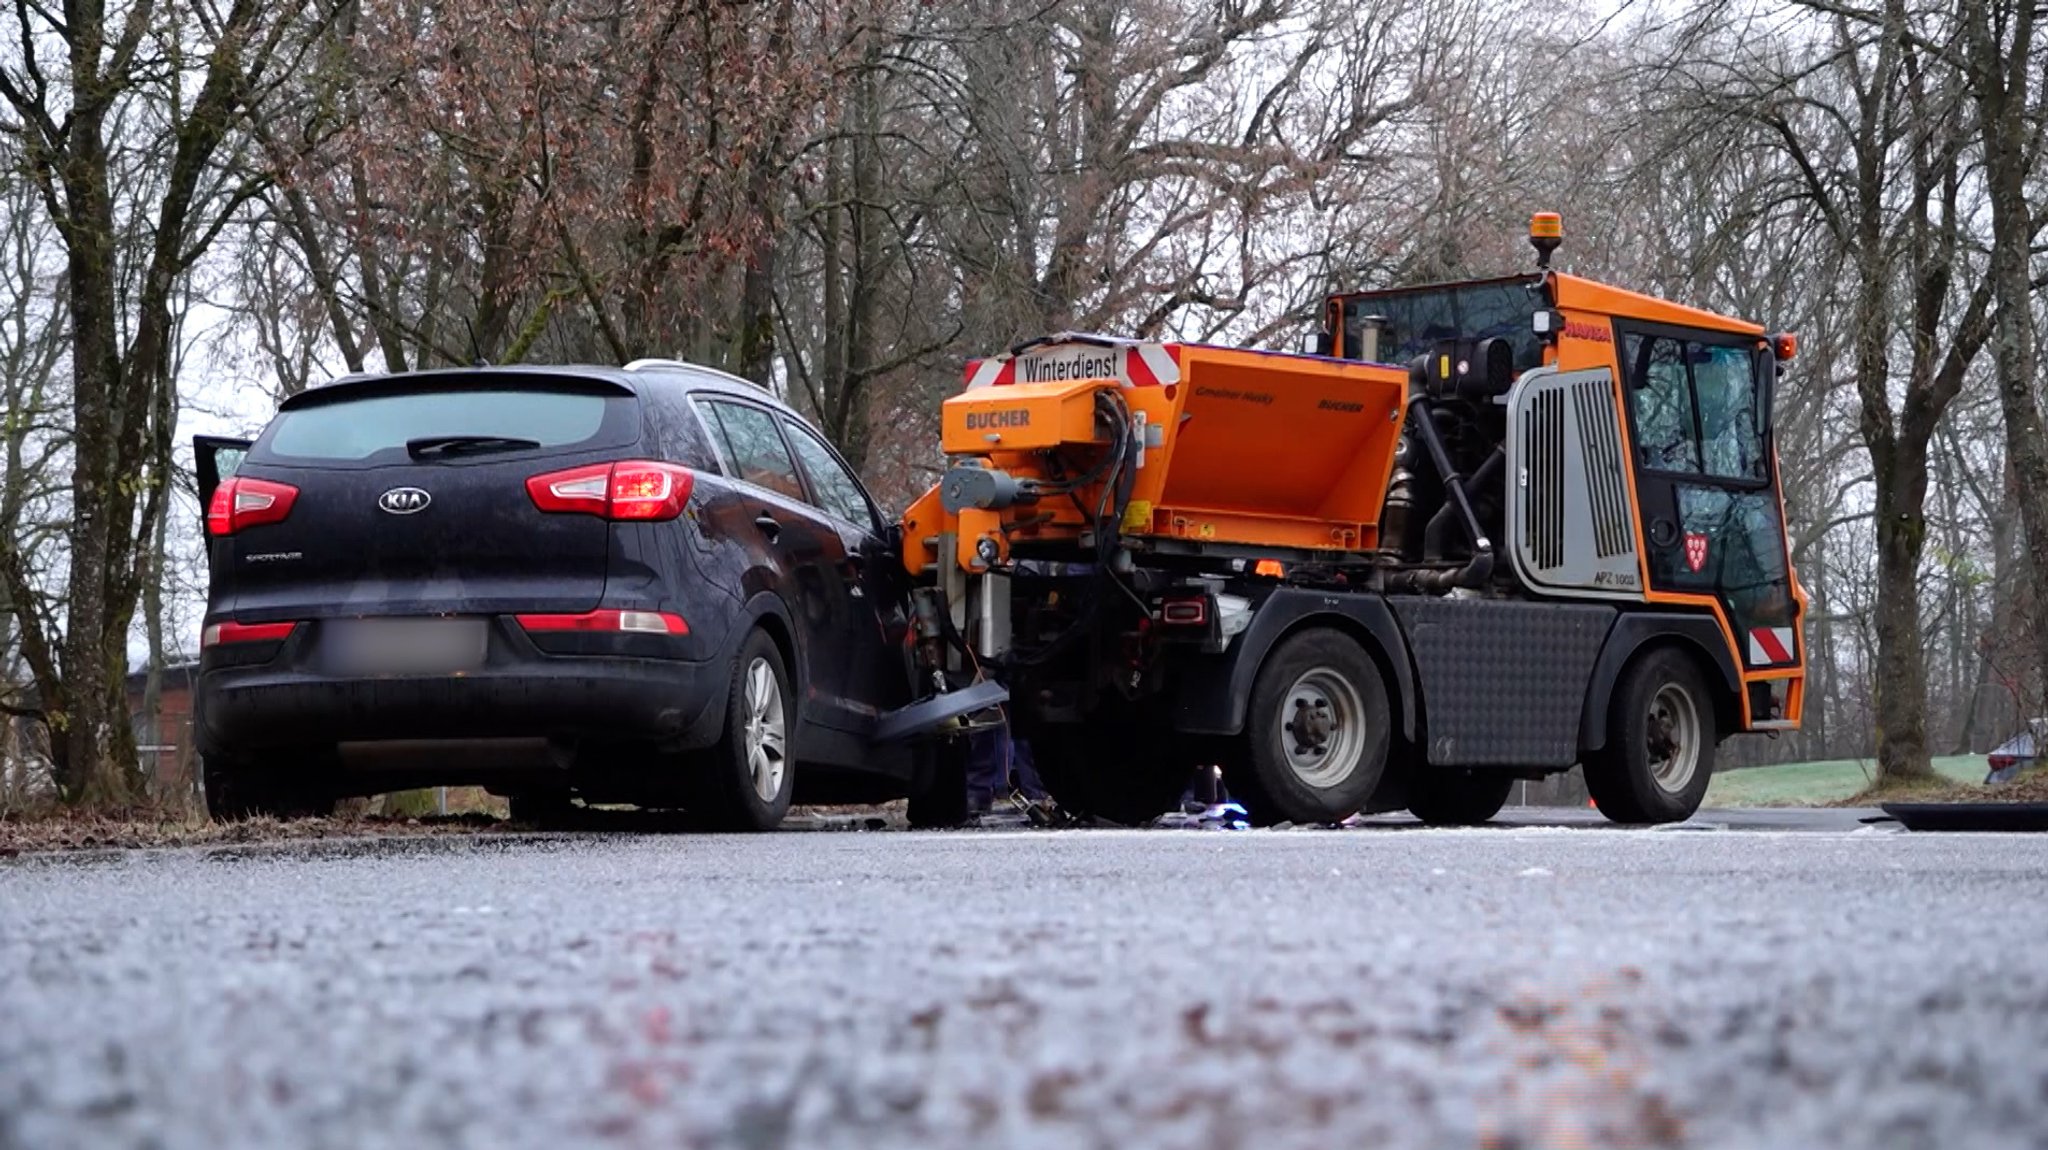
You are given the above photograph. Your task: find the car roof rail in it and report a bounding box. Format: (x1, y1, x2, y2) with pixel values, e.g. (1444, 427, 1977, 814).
(623, 357, 771, 393)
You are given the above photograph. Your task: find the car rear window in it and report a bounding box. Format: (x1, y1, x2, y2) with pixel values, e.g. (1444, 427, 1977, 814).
(260, 383, 629, 463)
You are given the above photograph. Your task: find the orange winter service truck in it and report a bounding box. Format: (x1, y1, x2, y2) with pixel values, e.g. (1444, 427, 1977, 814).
(894, 216, 1806, 828)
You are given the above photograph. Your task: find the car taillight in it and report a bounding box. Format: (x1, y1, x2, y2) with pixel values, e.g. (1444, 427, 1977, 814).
(515, 609, 688, 635)
(526, 461, 693, 521)
(201, 620, 299, 648)
(205, 477, 299, 535)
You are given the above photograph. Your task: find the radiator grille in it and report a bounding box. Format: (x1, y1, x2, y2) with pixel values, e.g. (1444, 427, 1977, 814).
(1573, 377, 1632, 559)
(1525, 388, 1565, 570)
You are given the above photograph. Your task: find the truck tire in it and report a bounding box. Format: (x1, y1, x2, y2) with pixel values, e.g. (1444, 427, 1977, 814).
(1030, 718, 1189, 826)
(202, 753, 334, 821)
(687, 629, 796, 831)
(1228, 629, 1390, 825)
(1406, 768, 1514, 826)
(1585, 647, 1716, 824)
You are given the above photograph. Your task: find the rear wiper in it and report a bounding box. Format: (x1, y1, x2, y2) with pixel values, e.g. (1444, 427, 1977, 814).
(406, 435, 543, 459)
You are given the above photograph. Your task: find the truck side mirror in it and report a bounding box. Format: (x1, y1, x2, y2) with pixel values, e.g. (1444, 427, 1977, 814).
(1300, 331, 1332, 357)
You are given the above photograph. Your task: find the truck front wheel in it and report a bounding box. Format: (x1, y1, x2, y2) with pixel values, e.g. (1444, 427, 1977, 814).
(1228, 629, 1390, 824)
(1585, 647, 1717, 824)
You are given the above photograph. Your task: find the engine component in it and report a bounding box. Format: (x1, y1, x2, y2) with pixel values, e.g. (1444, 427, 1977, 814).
(941, 465, 1031, 513)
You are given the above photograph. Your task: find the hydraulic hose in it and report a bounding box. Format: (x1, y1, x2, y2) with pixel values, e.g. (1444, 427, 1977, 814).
(1390, 395, 1494, 594)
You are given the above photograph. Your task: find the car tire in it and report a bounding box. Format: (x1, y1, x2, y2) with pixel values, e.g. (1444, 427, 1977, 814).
(689, 629, 796, 832)
(1227, 629, 1389, 825)
(1407, 767, 1515, 826)
(1585, 647, 1717, 825)
(906, 737, 971, 828)
(202, 753, 334, 821)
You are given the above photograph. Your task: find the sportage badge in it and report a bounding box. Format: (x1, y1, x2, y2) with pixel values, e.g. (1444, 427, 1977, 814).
(379, 486, 432, 515)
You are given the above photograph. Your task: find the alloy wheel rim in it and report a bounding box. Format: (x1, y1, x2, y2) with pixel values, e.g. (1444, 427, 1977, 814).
(742, 657, 787, 802)
(1281, 667, 1367, 788)
(1646, 682, 1700, 793)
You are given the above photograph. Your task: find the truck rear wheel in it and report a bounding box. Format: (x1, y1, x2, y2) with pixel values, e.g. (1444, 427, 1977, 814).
(1585, 647, 1716, 824)
(1228, 629, 1389, 825)
(1407, 768, 1514, 826)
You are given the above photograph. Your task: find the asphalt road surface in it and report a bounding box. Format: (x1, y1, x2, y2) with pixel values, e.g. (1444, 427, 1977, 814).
(5, 819, 2046, 1150)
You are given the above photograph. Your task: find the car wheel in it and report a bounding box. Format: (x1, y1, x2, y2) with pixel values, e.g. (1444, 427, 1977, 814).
(202, 753, 334, 821)
(907, 737, 971, 828)
(690, 629, 796, 831)
(1227, 629, 1389, 825)
(1585, 647, 1717, 825)
(1407, 767, 1515, 826)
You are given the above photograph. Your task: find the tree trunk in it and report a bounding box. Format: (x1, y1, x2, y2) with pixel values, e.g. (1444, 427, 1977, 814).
(1809, 532, 1833, 757)
(1872, 449, 1937, 783)
(53, 114, 146, 806)
(1964, 0, 2048, 726)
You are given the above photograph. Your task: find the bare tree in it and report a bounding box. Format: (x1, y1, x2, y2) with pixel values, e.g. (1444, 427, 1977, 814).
(1667, 4, 2000, 783)
(0, 0, 335, 804)
(1954, 0, 2048, 717)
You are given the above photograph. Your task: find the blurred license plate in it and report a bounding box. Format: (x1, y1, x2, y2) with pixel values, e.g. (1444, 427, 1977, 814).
(324, 618, 486, 674)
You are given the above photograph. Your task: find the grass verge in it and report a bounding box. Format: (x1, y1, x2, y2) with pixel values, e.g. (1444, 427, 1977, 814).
(1704, 755, 1982, 807)
(1844, 765, 2048, 807)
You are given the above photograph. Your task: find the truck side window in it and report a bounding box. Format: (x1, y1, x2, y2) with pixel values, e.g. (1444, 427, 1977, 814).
(1625, 334, 1701, 473)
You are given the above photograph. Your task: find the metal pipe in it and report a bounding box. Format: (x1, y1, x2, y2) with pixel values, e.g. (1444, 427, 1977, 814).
(1390, 396, 1494, 593)
(1424, 447, 1505, 558)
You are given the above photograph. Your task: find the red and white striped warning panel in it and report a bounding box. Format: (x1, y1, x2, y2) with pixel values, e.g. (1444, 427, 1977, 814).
(1747, 627, 1796, 666)
(964, 336, 1183, 391)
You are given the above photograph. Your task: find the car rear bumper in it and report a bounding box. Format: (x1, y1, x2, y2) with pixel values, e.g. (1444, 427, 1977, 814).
(195, 619, 729, 761)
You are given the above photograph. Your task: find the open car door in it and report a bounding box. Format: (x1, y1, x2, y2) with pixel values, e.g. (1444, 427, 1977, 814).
(194, 434, 251, 540)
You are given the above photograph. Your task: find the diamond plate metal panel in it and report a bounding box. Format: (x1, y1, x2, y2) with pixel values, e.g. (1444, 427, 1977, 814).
(1391, 598, 1615, 766)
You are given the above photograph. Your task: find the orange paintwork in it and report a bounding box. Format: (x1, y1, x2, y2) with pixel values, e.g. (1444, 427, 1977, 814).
(1549, 273, 1763, 338)
(1554, 277, 1798, 729)
(940, 378, 1106, 454)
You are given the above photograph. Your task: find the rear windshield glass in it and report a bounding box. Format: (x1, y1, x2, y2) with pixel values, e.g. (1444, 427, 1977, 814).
(1340, 277, 1543, 370)
(262, 385, 625, 462)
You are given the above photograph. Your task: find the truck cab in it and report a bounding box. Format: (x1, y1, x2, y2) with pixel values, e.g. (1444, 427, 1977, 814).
(1326, 251, 1804, 736)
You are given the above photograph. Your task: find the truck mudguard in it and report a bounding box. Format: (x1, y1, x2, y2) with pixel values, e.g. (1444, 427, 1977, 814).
(1171, 588, 1416, 741)
(1578, 611, 1743, 753)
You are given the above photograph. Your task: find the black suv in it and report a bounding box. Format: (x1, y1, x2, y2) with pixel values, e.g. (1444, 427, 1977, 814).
(194, 361, 917, 829)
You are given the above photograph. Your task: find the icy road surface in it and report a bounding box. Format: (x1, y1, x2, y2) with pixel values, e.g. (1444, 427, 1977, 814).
(4, 826, 2046, 1150)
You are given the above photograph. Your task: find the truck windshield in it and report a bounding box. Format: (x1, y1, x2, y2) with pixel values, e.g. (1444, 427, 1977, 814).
(1338, 277, 1543, 370)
